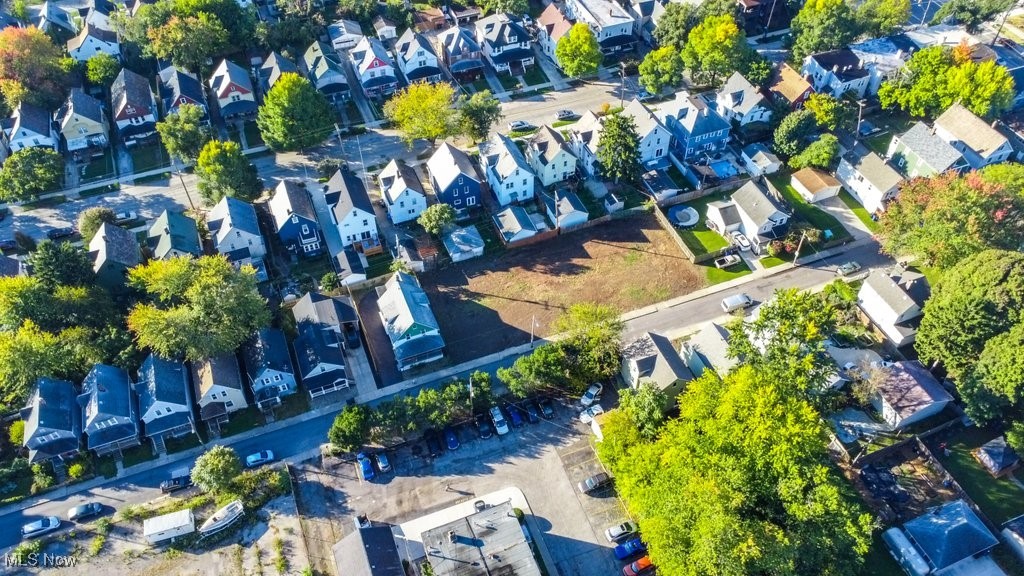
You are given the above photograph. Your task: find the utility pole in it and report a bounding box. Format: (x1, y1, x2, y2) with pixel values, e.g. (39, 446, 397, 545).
(990, 1, 1020, 47)
(852, 100, 866, 150)
(792, 230, 808, 265)
(619, 62, 626, 109)
(530, 314, 537, 346)
(175, 165, 196, 212)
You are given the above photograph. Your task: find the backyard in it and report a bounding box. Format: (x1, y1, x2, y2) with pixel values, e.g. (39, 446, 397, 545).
(128, 142, 170, 173)
(668, 195, 731, 257)
(930, 426, 1024, 525)
(768, 173, 852, 242)
(417, 213, 703, 363)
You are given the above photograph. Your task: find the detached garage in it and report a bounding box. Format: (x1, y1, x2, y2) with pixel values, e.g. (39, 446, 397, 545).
(791, 167, 841, 203)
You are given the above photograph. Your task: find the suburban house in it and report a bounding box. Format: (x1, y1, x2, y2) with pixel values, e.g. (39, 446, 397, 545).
(1005, 517, 1024, 565)
(621, 332, 694, 403)
(243, 328, 297, 409)
(801, 49, 874, 98)
(657, 92, 731, 162)
(444, 3, 481, 25)
(680, 321, 736, 377)
(259, 51, 299, 93)
(543, 189, 588, 228)
(569, 111, 604, 177)
(873, 361, 952, 429)
(740, 142, 782, 177)
(378, 159, 428, 224)
(394, 29, 443, 84)
(427, 142, 482, 210)
(326, 168, 379, 247)
(55, 88, 108, 154)
(436, 27, 485, 81)
(974, 436, 1020, 478)
(6, 102, 58, 152)
(493, 206, 539, 243)
(0, 255, 25, 278)
(78, 364, 141, 457)
(886, 500, 1002, 576)
(147, 210, 202, 260)
(715, 72, 772, 127)
(82, 0, 116, 31)
(526, 126, 577, 187)
(293, 322, 351, 399)
(191, 355, 247, 432)
(37, 1, 76, 35)
(849, 35, 916, 94)
(208, 59, 257, 120)
(623, 97, 671, 168)
(768, 63, 813, 109)
(303, 41, 350, 103)
(349, 36, 398, 98)
(332, 526, 406, 576)
(563, 0, 636, 55)
(327, 18, 363, 51)
(377, 271, 445, 370)
(66, 23, 119, 62)
(858, 269, 930, 347)
(791, 167, 841, 203)
(208, 196, 267, 266)
(705, 180, 790, 254)
(414, 6, 446, 32)
(292, 291, 361, 348)
(479, 133, 536, 206)
(269, 180, 323, 256)
(933, 103, 1013, 169)
(836, 146, 904, 214)
(443, 225, 485, 262)
(886, 122, 968, 178)
(159, 66, 208, 120)
(475, 14, 534, 74)
(536, 4, 572, 65)
(21, 378, 80, 464)
(135, 354, 196, 452)
(89, 222, 141, 288)
(111, 68, 158, 146)
(373, 15, 398, 40)
(640, 169, 680, 203)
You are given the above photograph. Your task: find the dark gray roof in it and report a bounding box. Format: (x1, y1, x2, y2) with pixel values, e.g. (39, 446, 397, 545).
(475, 13, 528, 47)
(810, 49, 869, 81)
(327, 169, 374, 220)
(439, 27, 481, 58)
(427, 142, 479, 191)
(148, 210, 202, 259)
(219, 99, 258, 117)
(543, 189, 588, 219)
(209, 59, 253, 94)
(57, 88, 104, 126)
(895, 122, 965, 174)
(623, 332, 694, 391)
(529, 125, 570, 165)
(976, 436, 1019, 475)
(379, 159, 425, 204)
(293, 323, 348, 391)
(159, 66, 207, 114)
(90, 222, 142, 268)
(493, 206, 538, 241)
(261, 52, 299, 90)
(191, 354, 244, 397)
(22, 377, 78, 442)
(332, 526, 405, 576)
(378, 272, 440, 343)
(208, 196, 261, 239)
(732, 180, 787, 225)
(243, 327, 294, 379)
(903, 500, 998, 570)
(136, 354, 189, 408)
(291, 292, 358, 329)
(111, 68, 154, 118)
(67, 23, 117, 51)
(708, 200, 741, 227)
(80, 364, 134, 421)
(270, 180, 318, 226)
(336, 246, 366, 280)
(395, 29, 437, 67)
(13, 102, 53, 137)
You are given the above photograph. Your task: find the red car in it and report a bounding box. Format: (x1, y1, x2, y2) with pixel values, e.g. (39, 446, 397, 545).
(623, 556, 653, 576)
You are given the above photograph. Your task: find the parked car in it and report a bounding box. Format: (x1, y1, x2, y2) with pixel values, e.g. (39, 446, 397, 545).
(490, 406, 510, 435)
(580, 383, 603, 407)
(67, 502, 104, 522)
(356, 452, 375, 480)
(160, 475, 193, 494)
(476, 413, 493, 439)
(837, 261, 862, 276)
(46, 227, 75, 240)
(538, 398, 555, 419)
(508, 120, 533, 132)
(579, 404, 605, 424)
(870, 360, 895, 370)
(507, 404, 524, 428)
(0, 239, 17, 252)
(730, 231, 751, 251)
(720, 293, 753, 313)
(623, 555, 654, 576)
(714, 254, 741, 269)
(444, 427, 460, 450)
(555, 110, 577, 121)
(21, 516, 61, 539)
(605, 521, 636, 543)
(374, 452, 391, 473)
(344, 328, 361, 348)
(524, 401, 541, 424)
(521, 14, 533, 26)
(245, 450, 275, 468)
(614, 537, 647, 560)
(577, 472, 612, 495)
(113, 211, 137, 225)
(424, 429, 445, 456)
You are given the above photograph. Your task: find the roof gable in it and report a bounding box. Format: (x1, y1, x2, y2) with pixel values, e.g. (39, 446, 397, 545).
(427, 142, 479, 191)
(326, 169, 374, 220)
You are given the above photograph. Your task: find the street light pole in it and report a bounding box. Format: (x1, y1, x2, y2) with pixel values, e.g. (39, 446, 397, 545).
(175, 164, 196, 212)
(619, 62, 626, 109)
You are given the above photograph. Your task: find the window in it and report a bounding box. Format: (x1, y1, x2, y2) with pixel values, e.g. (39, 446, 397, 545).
(225, 401, 234, 408)
(399, 201, 405, 207)
(273, 374, 282, 382)
(278, 384, 289, 392)
(453, 189, 459, 196)
(458, 176, 464, 184)
(522, 179, 527, 185)
(301, 224, 309, 234)
(154, 408, 162, 416)
(454, 198, 462, 205)
(292, 215, 299, 224)
(467, 196, 476, 206)
(263, 377, 271, 384)
(506, 182, 513, 189)
(362, 219, 368, 226)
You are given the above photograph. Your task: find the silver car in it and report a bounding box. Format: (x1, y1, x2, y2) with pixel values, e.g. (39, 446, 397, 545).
(21, 516, 61, 539)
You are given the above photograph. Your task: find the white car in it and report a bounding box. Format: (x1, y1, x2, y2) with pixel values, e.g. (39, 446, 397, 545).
(580, 383, 603, 407)
(508, 120, 533, 132)
(245, 450, 275, 468)
(714, 254, 741, 269)
(837, 261, 862, 276)
(490, 406, 510, 435)
(21, 516, 61, 539)
(114, 211, 138, 225)
(730, 231, 751, 251)
(579, 404, 605, 424)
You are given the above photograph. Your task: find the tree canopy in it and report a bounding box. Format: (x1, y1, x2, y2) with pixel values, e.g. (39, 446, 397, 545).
(86, 54, 121, 88)
(682, 14, 747, 86)
(638, 46, 685, 95)
(791, 0, 858, 62)
(329, 405, 372, 452)
(384, 81, 461, 146)
(148, 14, 231, 73)
(0, 27, 69, 110)
(855, 0, 910, 37)
(652, 2, 699, 50)
(788, 134, 839, 170)
(0, 148, 64, 202)
(617, 382, 668, 439)
(804, 93, 849, 131)
(458, 90, 503, 142)
(157, 103, 214, 163)
(596, 114, 641, 183)
(127, 256, 271, 360)
(417, 203, 456, 236)
(556, 23, 603, 78)
(931, 0, 1014, 32)
(195, 139, 262, 205)
(78, 207, 118, 243)
(257, 73, 335, 150)
(773, 109, 818, 157)
(191, 445, 242, 493)
(477, 0, 529, 18)
(27, 241, 95, 288)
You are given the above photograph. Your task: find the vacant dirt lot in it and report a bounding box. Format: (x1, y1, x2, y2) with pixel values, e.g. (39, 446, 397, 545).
(418, 213, 703, 363)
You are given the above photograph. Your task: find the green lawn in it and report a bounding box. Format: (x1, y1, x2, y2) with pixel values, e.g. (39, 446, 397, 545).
(20, 195, 67, 210)
(220, 407, 264, 438)
(769, 174, 851, 241)
(242, 121, 264, 148)
(498, 73, 519, 91)
(80, 149, 117, 181)
(670, 197, 730, 256)
(121, 445, 157, 468)
(665, 165, 694, 190)
(365, 252, 395, 278)
(274, 393, 311, 420)
(940, 427, 1024, 524)
(129, 143, 170, 173)
(521, 66, 549, 87)
(838, 190, 880, 233)
(552, 119, 576, 128)
(0, 475, 34, 505)
(864, 133, 892, 156)
(164, 433, 203, 454)
(761, 256, 788, 268)
(467, 78, 490, 93)
(908, 262, 942, 287)
(705, 261, 752, 284)
(861, 533, 906, 576)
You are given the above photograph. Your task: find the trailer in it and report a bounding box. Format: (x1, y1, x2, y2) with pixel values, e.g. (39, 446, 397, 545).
(143, 508, 196, 545)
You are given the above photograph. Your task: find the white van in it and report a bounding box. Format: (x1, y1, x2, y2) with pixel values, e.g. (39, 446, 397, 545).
(721, 293, 753, 313)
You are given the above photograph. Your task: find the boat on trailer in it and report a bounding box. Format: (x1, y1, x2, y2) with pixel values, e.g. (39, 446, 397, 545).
(199, 500, 244, 535)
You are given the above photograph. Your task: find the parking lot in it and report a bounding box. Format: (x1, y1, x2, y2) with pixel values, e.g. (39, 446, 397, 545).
(294, 396, 632, 576)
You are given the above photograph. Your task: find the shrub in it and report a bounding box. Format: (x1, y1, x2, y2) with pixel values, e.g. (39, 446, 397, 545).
(67, 462, 87, 480)
(11, 540, 42, 563)
(31, 462, 55, 493)
(8, 420, 24, 445)
(321, 272, 340, 292)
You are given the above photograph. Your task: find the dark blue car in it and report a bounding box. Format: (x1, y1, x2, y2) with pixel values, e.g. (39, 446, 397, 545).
(444, 427, 460, 450)
(614, 537, 646, 560)
(507, 404, 524, 428)
(357, 452, 375, 480)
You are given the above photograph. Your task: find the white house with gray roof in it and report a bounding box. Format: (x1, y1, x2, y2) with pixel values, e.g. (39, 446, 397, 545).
(740, 143, 781, 177)
(858, 269, 930, 347)
(715, 72, 772, 127)
(22, 377, 80, 464)
(493, 206, 539, 243)
(836, 146, 904, 214)
(479, 133, 535, 205)
(543, 189, 588, 228)
(394, 29, 443, 83)
(621, 332, 694, 403)
(705, 180, 790, 254)
(326, 168, 378, 246)
(475, 14, 534, 74)
(378, 159, 427, 224)
(6, 102, 58, 152)
(327, 18, 363, 51)
(243, 328, 297, 409)
(886, 121, 968, 178)
(67, 22, 120, 62)
(303, 41, 350, 103)
(933, 103, 1013, 169)
(681, 321, 736, 377)
(135, 354, 195, 452)
(872, 361, 952, 429)
(563, 0, 636, 55)
(192, 355, 247, 431)
(526, 126, 577, 187)
(622, 98, 671, 168)
(349, 36, 398, 98)
(427, 142, 482, 209)
(569, 111, 604, 177)
(207, 196, 267, 262)
(377, 271, 445, 370)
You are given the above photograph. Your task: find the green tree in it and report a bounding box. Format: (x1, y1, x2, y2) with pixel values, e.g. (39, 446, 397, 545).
(257, 73, 335, 151)
(618, 382, 668, 439)
(946, 59, 1016, 119)
(173, 0, 256, 49)
(0, 277, 53, 330)
(191, 445, 242, 493)
(85, 54, 120, 88)
(856, 0, 910, 37)
(638, 46, 684, 95)
(127, 256, 271, 360)
(652, 2, 699, 50)
(195, 140, 262, 205)
(0, 27, 69, 109)
(555, 23, 603, 79)
(596, 114, 641, 183)
(682, 14, 747, 86)
(157, 103, 214, 163)
(697, 0, 740, 20)
(113, 0, 174, 47)
(878, 172, 1024, 270)
(77, 207, 117, 243)
(336, 0, 377, 22)
(27, 241, 95, 288)
(8, 420, 24, 446)
(477, 0, 528, 17)
(931, 0, 1014, 32)
(791, 0, 858, 62)
(0, 148, 64, 202)
(148, 14, 230, 73)
(772, 109, 818, 157)
(384, 81, 461, 146)
(804, 92, 849, 131)
(740, 51, 773, 87)
(457, 90, 503, 142)
(255, 12, 324, 56)
(417, 204, 456, 236)
(0, 322, 74, 412)
(788, 134, 839, 170)
(498, 343, 571, 398)
(328, 405, 371, 451)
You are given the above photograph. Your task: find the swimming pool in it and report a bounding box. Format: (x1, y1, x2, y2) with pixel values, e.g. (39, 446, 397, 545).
(710, 160, 738, 179)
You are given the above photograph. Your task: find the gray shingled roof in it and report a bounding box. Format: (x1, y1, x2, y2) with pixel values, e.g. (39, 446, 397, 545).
(622, 98, 665, 139)
(378, 271, 440, 343)
(976, 436, 1019, 475)
(876, 361, 953, 422)
(148, 210, 202, 259)
(895, 122, 965, 173)
(396, 28, 437, 66)
(493, 206, 537, 241)
(843, 147, 903, 192)
(934, 103, 1009, 159)
(732, 180, 787, 225)
(427, 142, 478, 191)
(90, 222, 141, 268)
(623, 332, 694, 391)
(22, 377, 78, 452)
(136, 353, 189, 408)
(111, 68, 154, 118)
(208, 196, 260, 242)
(0, 254, 22, 277)
(439, 26, 481, 58)
(12, 102, 53, 137)
(67, 22, 117, 51)
(57, 88, 104, 126)
(718, 72, 766, 116)
(378, 160, 425, 204)
(270, 180, 318, 226)
(543, 189, 587, 219)
(293, 323, 348, 390)
(529, 126, 571, 166)
(191, 355, 243, 398)
(159, 65, 207, 114)
(480, 133, 531, 180)
(291, 291, 358, 329)
(475, 13, 528, 46)
(903, 500, 998, 570)
(243, 327, 293, 380)
(810, 49, 869, 81)
(332, 526, 405, 576)
(261, 52, 299, 89)
(327, 169, 374, 220)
